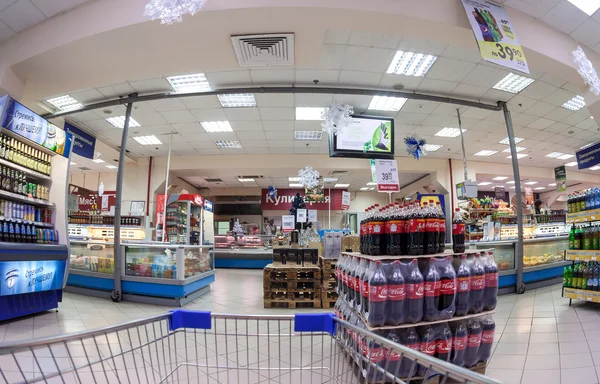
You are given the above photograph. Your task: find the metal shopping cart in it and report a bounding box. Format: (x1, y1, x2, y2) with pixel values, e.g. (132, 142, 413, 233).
(0, 310, 502, 384)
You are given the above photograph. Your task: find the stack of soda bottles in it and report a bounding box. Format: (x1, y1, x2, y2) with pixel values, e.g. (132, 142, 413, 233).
(568, 188, 600, 213)
(359, 201, 462, 256)
(563, 262, 600, 291)
(568, 224, 600, 251)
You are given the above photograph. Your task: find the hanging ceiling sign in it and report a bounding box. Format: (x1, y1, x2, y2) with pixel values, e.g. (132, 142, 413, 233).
(64, 121, 96, 159)
(576, 142, 600, 170)
(460, 0, 529, 74)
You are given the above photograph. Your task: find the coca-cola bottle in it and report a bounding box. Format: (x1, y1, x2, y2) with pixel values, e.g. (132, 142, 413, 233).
(438, 256, 456, 318)
(479, 316, 495, 363)
(436, 324, 453, 362)
(452, 322, 468, 367)
(334, 297, 342, 318)
(418, 326, 437, 376)
(452, 208, 465, 253)
(465, 320, 482, 367)
(423, 258, 441, 321)
(386, 260, 406, 325)
(436, 202, 446, 253)
(469, 254, 485, 314)
(455, 255, 471, 317)
(405, 259, 424, 323)
(388, 203, 403, 256)
(335, 256, 342, 297)
(360, 260, 372, 318)
(483, 251, 499, 310)
(399, 204, 409, 255)
(356, 258, 368, 313)
(408, 204, 424, 255)
(347, 256, 357, 307)
(399, 327, 419, 377)
(369, 205, 385, 255)
(386, 330, 402, 377)
(424, 201, 437, 254)
(340, 255, 348, 301)
(353, 257, 362, 310)
(365, 333, 385, 382)
(368, 261, 387, 326)
(342, 299, 352, 321)
(364, 207, 373, 255)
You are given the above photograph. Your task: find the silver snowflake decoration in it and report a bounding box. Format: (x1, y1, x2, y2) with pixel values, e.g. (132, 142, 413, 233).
(572, 46, 600, 96)
(321, 103, 354, 136)
(298, 166, 320, 189)
(144, 0, 207, 24)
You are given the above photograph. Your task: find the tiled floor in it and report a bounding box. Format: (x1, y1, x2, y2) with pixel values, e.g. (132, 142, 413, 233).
(1, 269, 600, 383)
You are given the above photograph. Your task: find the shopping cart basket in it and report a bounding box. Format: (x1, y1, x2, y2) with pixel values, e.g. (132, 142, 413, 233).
(0, 310, 502, 384)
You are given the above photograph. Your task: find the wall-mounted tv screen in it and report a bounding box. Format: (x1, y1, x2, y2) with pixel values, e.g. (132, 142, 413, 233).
(329, 115, 394, 159)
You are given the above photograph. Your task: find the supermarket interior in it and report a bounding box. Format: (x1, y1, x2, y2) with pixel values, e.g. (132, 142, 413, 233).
(2, 0, 600, 383)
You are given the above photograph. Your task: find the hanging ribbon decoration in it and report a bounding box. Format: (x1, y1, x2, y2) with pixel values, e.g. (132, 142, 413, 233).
(267, 186, 277, 199)
(403, 135, 427, 160)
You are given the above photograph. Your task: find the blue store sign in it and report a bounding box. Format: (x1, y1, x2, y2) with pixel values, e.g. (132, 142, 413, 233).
(576, 142, 600, 169)
(1, 260, 66, 296)
(204, 200, 213, 212)
(64, 121, 96, 159)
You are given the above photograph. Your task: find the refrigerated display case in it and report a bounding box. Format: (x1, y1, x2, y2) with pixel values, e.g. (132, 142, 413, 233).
(214, 234, 274, 268)
(155, 194, 212, 245)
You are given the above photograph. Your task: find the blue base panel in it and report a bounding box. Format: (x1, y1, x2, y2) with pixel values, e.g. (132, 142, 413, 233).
(121, 274, 215, 298)
(499, 274, 516, 288)
(523, 265, 565, 284)
(67, 274, 114, 291)
(0, 289, 61, 321)
(215, 259, 272, 269)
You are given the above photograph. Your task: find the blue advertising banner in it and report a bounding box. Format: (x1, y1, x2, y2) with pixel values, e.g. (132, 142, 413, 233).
(204, 200, 213, 212)
(576, 142, 600, 169)
(64, 121, 95, 159)
(0, 260, 66, 296)
(1, 96, 72, 158)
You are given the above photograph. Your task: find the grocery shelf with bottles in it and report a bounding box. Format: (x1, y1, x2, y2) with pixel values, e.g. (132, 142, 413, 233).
(155, 194, 213, 245)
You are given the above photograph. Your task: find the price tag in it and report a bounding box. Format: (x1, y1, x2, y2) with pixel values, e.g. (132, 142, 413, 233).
(341, 191, 351, 210)
(375, 159, 399, 192)
(281, 215, 295, 232)
(297, 209, 307, 223)
(308, 209, 317, 222)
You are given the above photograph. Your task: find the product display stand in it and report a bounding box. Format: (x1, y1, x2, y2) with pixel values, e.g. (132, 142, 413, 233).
(320, 256, 338, 309)
(263, 263, 322, 309)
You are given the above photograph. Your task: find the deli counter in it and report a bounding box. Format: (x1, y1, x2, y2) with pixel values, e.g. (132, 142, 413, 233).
(215, 234, 274, 268)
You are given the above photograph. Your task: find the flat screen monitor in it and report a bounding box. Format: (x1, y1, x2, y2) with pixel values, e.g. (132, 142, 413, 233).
(329, 115, 394, 159)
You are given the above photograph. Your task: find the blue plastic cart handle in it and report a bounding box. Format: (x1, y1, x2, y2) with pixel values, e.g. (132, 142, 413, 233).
(169, 309, 212, 331)
(294, 313, 336, 336)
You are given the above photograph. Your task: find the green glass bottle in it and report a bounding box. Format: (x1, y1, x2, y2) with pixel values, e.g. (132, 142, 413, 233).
(575, 226, 583, 250)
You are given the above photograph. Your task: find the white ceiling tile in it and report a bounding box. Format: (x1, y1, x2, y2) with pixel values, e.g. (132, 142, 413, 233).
(472, 121, 506, 133)
(541, 88, 577, 106)
(432, 104, 469, 117)
(511, 113, 538, 126)
(0, 0, 45, 32)
(394, 112, 428, 125)
(177, 131, 210, 141)
(96, 83, 136, 99)
(229, 121, 263, 131)
(544, 107, 573, 121)
(250, 69, 294, 85)
(503, 0, 560, 18)
(204, 70, 251, 87)
(133, 112, 167, 126)
(441, 44, 482, 64)
(452, 83, 489, 98)
(544, 134, 569, 144)
(518, 81, 557, 100)
(85, 119, 116, 131)
(160, 110, 196, 124)
(270, 147, 293, 154)
(267, 140, 295, 148)
(561, 112, 589, 125)
(341, 46, 395, 73)
(527, 117, 555, 129)
(236, 131, 266, 141)
(190, 108, 227, 121)
(506, 95, 538, 111)
(171, 122, 205, 134)
(576, 117, 597, 129)
(207, 132, 238, 141)
(261, 131, 292, 140)
(347, 31, 402, 49)
(417, 79, 458, 94)
(255, 94, 295, 107)
(318, 44, 347, 69)
(294, 121, 323, 131)
(0, 19, 14, 41)
(333, 94, 372, 110)
(294, 93, 334, 107)
(245, 147, 270, 154)
(396, 36, 448, 56)
(539, 73, 568, 88)
(544, 121, 571, 134)
(512, 127, 540, 138)
(259, 107, 295, 120)
(182, 96, 221, 109)
(524, 101, 556, 117)
(425, 57, 476, 82)
(168, 142, 194, 150)
(421, 114, 461, 127)
(139, 125, 173, 135)
(148, 98, 187, 112)
(378, 74, 422, 90)
(561, 82, 584, 94)
(570, 18, 600, 47)
(462, 64, 510, 88)
(224, 108, 261, 121)
(31, 0, 87, 17)
(541, 1, 588, 34)
(70, 111, 101, 122)
(337, 70, 382, 87)
(323, 29, 350, 44)
(295, 70, 340, 85)
(189, 140, 218, 149)
(401, 100, 440, 114)
(262, 121, 294, 131)
(128, 77, 171, 93)
(481, 88, 512, 102)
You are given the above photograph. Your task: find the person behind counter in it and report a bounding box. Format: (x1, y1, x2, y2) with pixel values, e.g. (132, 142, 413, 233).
(534, 199, 543, 215)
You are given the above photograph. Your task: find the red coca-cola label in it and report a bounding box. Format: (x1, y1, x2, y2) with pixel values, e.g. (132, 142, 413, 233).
(342, 271, 348, 286)
(453, 335, 467, 351)
(406, 343, 419, 351)
(362, 280, 369, 297)
(368, 347, 385, 363)
(366, 223, 372, 235)
(436, 338, 452, 353)
(369, 285, 387, 302)
(452, 223, 465, 235)
(486, 273, 499, 288)
(425, 219, 437, 232)
(387, 284, 406, 301)
(424, 280, 441, 297)
(468, 334, 481, 347)
(417, 218, 425, 232)
(457, 276, 471, 293)
(420, 341, 436, 356)
(388, 349, 401, 361)
(440, 279, 456, 295)
(348, 275, 354, 290)
(372, 221, 384, 234)
(471, 275, 485, 291)
(388, 220, 403, 234)
(481, 330, 495, 344)
(384, 221, 390, 235)
(355, 277, 361, 292)
(407, 283, 424, 299)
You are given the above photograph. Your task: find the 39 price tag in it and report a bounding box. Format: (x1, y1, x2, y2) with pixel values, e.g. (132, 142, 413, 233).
(375, 159, 399, 192)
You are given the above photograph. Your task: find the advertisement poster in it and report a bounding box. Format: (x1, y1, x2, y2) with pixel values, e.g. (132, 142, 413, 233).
(64, 121, 96, 159)
(461, 0, 529, 74)
(281, 215, 295, 232)
(375, 159, 400, 192)
(261, 188, 346, 210)
(297, 209, 307, 223)
(1, 260, 66, 296)
(305, 184, 325, 203)
(308, 209, 317, 222)
(341, 191, 351, 210)
(335, 117, 393, 153)
(554, 165, 567, 192)
(524, 187, 534, 206)
(494, 186, 506, 200)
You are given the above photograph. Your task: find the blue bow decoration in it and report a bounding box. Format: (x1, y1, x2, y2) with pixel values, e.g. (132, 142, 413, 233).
(403, 135, 427, 160)
(268, 186, 277, 199)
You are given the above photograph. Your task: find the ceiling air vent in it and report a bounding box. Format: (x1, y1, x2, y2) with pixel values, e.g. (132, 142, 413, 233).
(205, 178, 223, 183)
(79, 167, 92, 171)
(231, 33, 295, 67)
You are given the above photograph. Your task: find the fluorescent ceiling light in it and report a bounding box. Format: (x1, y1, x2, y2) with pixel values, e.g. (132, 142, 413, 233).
(367, 182, 377, 186)
(238, 178, 255, 182)
(474, 150, 498, 156)
(435, 128, 466, 138)
(167, 73, 211, 93)
(507, 154, 527, 159)
(423, 144, 443, 152)
(386, 51, 437, 76)
(360, 187, 370, 191)
(296, 107, 326, 120)
(502, 147, 526, 153)
(492, 176, 508, 181)
(492, 73, 534, 94)
(289, 183, 303, 188)
(545, 152, 564, 158)
(133, 135, 162, 145)
(201, 121, 232, 132)
(506, 181, 515, 184)
(590, 166, 600, 171)
(288, 177, 300, 182)
(215, 140, 242, 149)
(294, 131, 323, 140)
(369, 187, 375, 191)
(509, 186, 516, 189)
(92, 159, 105, 163)
(562, 95, 585, 111)
(557, 154, 575, 160)
(335, 183, 350, 188)
(323, 177, 338, 183)
(45, 95, 82, 111)
(106, 165, 118, 169)
(534, 187, 545, 190)
(498, 137, 525, 145)
(478, 182, 492, 186)
(368, 96, 407, 111)
(567, 0, 600, 15)
(106, 116, 141, 129)
(70, 162, 77, 166)
(548, 183, 557, 186)
(565, 162, 578, 167)
(524, 181, 538, 185)
(218, 93, 256, 108)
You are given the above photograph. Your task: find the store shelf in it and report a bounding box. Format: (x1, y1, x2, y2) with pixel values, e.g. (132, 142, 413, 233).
(565, 250, 600, 261)
(0, 189, 53, 207)
(341, 248, 492, 261)
(566, 208, 600, 224)
(0, 157, 51, 181)
(357, 308, 495, 331)
(563, 287, 600, 303)
(0, 216, 53, 228)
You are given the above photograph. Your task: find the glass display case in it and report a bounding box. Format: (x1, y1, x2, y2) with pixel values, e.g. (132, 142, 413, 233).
(124, 244, 213, 279)
(215, 234, 274, 249)
(214, 234, 274, 268)
(69, 240, 115, 274)
(471, 241, 515, 271)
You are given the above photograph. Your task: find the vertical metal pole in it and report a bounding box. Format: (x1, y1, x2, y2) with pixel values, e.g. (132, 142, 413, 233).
(112, 96, 135, 302)
(162, 133, 173, 242)
(328, 188, 331, 229)
(456, 109, 468, 181)
(501, 102, 525, 293)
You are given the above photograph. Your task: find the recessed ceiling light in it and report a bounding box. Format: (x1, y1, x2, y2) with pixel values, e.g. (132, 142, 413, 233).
(435, 128, 466, 137)
(474, 150, 498, 156)
(335, 183, 350, 188)
(562, 95, 585, 111)
(509, 186, 516, 189)
(386, 51, 437, 76)
(289, 183, 303, 188)
(167, 73, 211, 93)
(478, 182, 492, 186)
(45, 95, 82, 111)
(360, 187, 370, 191)
(368, 96, 408, 111)
(217, 93, 256, 108)
(92, 159, 105, 163)
(506, 181, 515, 184)
(238, 178, 255, 182)
(534, 187, 545, 190)
(423, 144, 443, 152)
(492, 176, 509, 181)
(366, 182, 377, 186)
(502, 147, 526, 153)
(294, 131, 323, 140)
(557, 154, 575, 160)
(548, 183, 557, 186)
(289, 177, 300, 182)
(590, 166, 600, 171)
(215, 140, 242, 149)
(133, 135, 162, 145)
(201, 121, 233, 132)
(296, 107, 327, 120)
(106, 116, 141, 129)
(545, 152, 564, 158)
(524, 181, 538, 185)
(506, 154, 528, 159)
(323, 177, 338, 183)
(106, 165, 118, 169)
(567, 0, 600, 15)
(498, 137, 525, 145)
(565, 162, 578, 167)
(492, 73, 535, 94)
(70, 162, 77, 166)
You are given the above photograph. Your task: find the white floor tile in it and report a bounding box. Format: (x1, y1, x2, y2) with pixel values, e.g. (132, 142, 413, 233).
(528, 342, 559, 355)
(560, 341, 590, 354)
(561, 367, 599, 384)
(525, 354, 559, 370)
(522, 369, 560, 384)
(561, 352, 595, 369)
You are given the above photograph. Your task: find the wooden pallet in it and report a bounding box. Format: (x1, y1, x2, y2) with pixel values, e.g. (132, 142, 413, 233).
(321, 297, 337, 309)
(322, 279, 337, 292)
(263, 264, 322, 283)
(264, 280, 319, 291)
(319, 257, 337, 280)
(263, 297, 322, 309)
(264, 288, 322, 300)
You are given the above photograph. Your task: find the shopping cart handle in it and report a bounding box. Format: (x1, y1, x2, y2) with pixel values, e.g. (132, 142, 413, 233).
(169, 309, 212, 331)
(294, 313, 336, 336)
